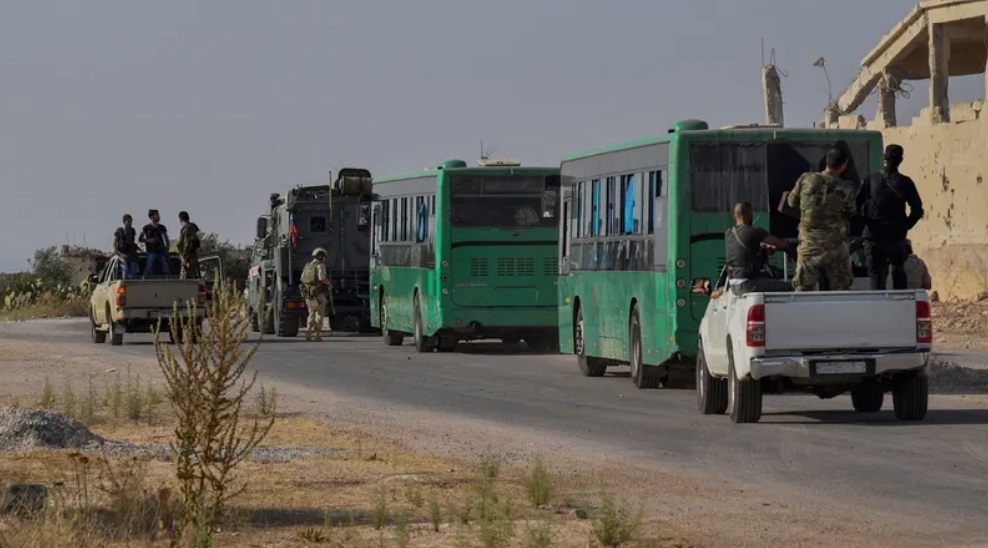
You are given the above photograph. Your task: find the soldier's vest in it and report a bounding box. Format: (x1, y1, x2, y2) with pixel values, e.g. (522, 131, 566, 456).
(796, 172, 853, 237)
(301, 260, 319, 286)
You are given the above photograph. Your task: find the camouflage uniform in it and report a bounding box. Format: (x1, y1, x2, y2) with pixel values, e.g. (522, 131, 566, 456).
(302, 251, 332, 341)
(903, 254, 930, 289)
(177, 222, 201, 280)
(786, 171, 856, 291)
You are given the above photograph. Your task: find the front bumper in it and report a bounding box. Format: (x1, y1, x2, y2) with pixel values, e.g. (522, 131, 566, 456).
(749, 351, 929, 381)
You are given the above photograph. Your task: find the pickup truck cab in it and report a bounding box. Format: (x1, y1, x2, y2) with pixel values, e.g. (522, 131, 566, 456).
(695, 253, 931, 424)
(88, 254, 220, 346)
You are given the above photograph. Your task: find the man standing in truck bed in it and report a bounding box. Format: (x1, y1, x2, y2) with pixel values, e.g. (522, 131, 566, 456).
(785, 148, 856, 292)
(856, 144, 924, 290)
(139, 209, 171, 278)
(177, 211, 202, 280)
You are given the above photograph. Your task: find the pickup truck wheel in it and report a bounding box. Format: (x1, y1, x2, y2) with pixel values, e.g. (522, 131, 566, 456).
(727, 347, 762, 424)
(413, 294, 435, 353)
(696, 341, 727, 414)
(90, 309, 106, 344)
(106, 306, 124, 346)
(629, 307, 658, 389)
(851, 380, 884, 413)
(575, 307, 606, 377)
(892, 373, 929, 421)
(381, 296, 404, 346)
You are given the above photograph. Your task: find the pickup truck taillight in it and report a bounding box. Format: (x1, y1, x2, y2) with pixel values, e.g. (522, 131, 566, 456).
(916, 300, 932, 344)
(197, 282, 207, 305)
(746, 304, 765, 347)
(115, 286, 126, 307)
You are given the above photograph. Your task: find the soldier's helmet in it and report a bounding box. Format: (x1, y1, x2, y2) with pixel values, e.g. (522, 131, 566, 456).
(312, 247, 327, 258)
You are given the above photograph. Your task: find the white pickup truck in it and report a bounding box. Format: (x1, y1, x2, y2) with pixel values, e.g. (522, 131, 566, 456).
(695, 255, 932, 424)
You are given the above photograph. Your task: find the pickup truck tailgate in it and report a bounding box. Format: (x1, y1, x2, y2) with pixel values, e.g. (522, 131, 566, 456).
(121, 280, 200, 309)
(763, 291, 919, 351)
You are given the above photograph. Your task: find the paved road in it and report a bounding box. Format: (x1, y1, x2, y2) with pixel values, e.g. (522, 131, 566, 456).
(11, 320, 988, 543)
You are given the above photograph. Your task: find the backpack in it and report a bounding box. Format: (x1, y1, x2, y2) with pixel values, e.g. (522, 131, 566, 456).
(301, 261, 317, 285)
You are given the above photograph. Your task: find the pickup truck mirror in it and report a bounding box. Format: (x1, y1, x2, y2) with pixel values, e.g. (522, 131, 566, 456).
(691, 278, 711, 296)
(88, 274, 99, 284)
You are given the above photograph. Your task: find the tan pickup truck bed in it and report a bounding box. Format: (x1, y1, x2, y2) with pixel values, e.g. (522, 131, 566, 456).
(88, 254, 206, 346)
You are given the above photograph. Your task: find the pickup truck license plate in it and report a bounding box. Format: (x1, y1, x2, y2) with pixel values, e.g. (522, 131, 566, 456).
(147, 310, 171, 319)
(813, 361, 867, 375)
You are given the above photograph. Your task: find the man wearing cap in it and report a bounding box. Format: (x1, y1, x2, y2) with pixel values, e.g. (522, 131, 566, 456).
(139, 209, 171, 278)
(856, 144, 924, 290)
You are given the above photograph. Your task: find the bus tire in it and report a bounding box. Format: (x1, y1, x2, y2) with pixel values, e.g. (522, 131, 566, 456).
(413, 293, 435, 353)
(696, 339, 728, 415)
(727, 343, 762, 424)
(629, 306, 658, 389)
(381, 295, 404, 346)
(437, 335, 458, 353)
(575, 306, 606, 377)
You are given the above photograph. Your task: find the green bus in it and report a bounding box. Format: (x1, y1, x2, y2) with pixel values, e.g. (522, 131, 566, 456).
(555, 119, 883, 387)
(369, 159, 562, 353)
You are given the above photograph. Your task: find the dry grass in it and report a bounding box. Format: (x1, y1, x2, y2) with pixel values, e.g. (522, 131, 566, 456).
(0, 293, 88, 321)
(0, 410, 700, 547)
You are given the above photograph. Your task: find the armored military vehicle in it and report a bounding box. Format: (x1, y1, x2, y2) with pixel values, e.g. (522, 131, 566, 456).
(247, 168, 377, 337)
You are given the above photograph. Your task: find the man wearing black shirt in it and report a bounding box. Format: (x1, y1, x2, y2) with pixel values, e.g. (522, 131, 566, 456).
(856, 144, 924, 290)
(112, 214, 140, 279)
(139, 209, 171, 278)
(723, 201, 790, 295)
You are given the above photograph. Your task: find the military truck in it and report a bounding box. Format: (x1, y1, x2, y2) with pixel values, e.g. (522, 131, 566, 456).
(246, 168, 377, 337)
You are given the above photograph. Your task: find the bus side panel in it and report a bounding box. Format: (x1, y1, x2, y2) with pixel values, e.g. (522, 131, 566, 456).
(557, 274, 575, 354)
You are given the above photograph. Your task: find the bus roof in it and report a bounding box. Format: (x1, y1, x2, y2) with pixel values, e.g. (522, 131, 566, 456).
(561, 119, 884, 163)
(374, 162, 559, 184)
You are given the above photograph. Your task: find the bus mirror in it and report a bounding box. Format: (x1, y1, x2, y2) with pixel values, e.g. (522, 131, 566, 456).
(541, 190, 558, 219)
(691, 278, 711, 296)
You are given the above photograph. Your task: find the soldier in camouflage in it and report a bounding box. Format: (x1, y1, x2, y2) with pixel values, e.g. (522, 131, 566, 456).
(177, 211, 201, 280)
(301, 248, 332, 342)
(785, 148, 856, 292)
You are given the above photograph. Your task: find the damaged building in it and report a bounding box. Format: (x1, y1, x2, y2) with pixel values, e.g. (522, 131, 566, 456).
(820, 0, 988, 299)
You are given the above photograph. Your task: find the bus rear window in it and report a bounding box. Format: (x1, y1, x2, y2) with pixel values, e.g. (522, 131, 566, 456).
(689, 142, 770, 213)
(449, 175, 556, 228)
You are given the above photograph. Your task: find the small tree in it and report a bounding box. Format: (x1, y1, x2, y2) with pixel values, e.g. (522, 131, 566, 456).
(153, 280, 274, 546)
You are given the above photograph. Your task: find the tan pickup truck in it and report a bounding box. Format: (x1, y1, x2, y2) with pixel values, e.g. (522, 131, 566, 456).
(88, 253, 220, 346)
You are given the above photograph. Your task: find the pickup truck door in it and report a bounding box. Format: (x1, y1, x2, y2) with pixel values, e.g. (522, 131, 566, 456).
(92, 259, 116, 323)
(703, 267, 731, 372)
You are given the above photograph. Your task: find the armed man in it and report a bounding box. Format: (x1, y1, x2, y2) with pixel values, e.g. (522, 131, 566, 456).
(723, 201, 791, 296)
(139, 209, 170, 278)
(300, 248, 333, 341)
(857, 144, 924, 290)
(785, 147, 857, 292)
(176, 211, 202, 280)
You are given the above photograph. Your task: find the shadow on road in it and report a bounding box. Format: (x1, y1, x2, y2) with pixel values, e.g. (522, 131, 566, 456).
(765, 408, 988, 426)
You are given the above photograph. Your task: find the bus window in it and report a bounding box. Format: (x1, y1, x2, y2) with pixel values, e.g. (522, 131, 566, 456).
(690, 142, 770, 213)
(591, 180, 600, 236)
(622, 174, 636, 234)
(448, 175, 556, 228)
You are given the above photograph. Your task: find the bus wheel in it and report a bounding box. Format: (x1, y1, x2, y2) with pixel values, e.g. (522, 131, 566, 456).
(629, 306, 658, 389)
(436, 335, 458, 353)
(501, 336, 520, 346)
(575, 307, 606, 377)
(413, 293, 435, 353)
(381, 295, 404, 346)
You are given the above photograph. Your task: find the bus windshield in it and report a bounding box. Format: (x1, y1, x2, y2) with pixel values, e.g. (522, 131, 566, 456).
(449, 175, 558, 228)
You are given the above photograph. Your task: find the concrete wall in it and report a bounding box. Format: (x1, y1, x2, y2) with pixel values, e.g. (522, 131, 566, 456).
(881, 107, 988, 299)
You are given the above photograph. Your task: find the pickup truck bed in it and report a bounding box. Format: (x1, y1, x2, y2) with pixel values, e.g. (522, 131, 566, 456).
(89, 256, 207, 346)
(697, 285, 931, 424)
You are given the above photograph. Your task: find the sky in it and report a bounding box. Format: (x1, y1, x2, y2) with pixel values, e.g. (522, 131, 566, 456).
(1, 0, 984, 272)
